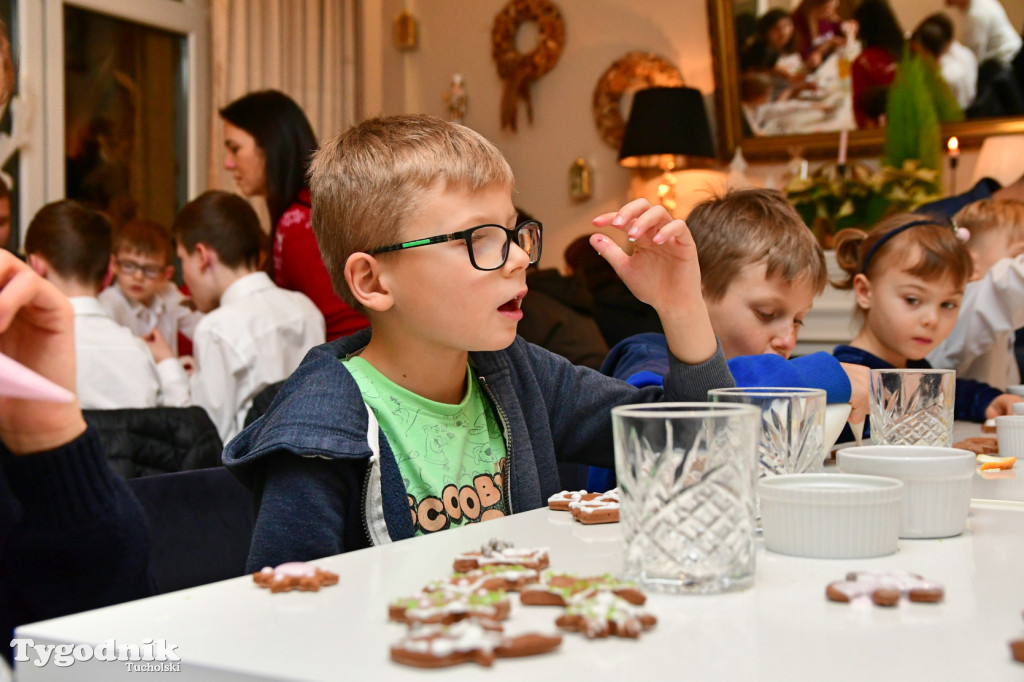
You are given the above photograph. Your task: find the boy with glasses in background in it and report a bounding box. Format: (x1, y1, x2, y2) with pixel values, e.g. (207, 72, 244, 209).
(24, 200, 189, 409)
(100, 219, 204, 357)
(224, 114, 734, 571)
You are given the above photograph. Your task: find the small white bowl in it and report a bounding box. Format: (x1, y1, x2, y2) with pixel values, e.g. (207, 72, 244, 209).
(995, 415, 1024, 457)
(758, 474, 902, 558)
(824, 403, 852, 454)
(1007, 385, 1024, 398)
(1011, 402, 1024, 416)
(836, 445, 974, 539)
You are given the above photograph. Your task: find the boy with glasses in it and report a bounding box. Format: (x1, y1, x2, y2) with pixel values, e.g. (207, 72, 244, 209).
(24, 200, 189, 409)
(224, 114, 733, 570)
(100, 219, 203, 357)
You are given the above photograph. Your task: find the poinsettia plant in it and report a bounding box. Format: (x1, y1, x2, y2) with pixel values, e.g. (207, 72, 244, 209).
(785, 160, 943, 247)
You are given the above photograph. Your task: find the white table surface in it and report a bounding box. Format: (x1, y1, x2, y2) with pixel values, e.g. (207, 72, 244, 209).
(16, 498, 1024, 681)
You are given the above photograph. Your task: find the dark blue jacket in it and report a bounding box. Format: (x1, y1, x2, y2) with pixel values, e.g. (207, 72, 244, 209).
(223, 328, 734, 571)
(2, 429, 152, 663)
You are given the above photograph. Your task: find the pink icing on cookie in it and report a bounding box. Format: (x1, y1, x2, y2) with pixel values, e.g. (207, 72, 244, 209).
(830, 571, 943, 602)
(266, 562, 319, 581)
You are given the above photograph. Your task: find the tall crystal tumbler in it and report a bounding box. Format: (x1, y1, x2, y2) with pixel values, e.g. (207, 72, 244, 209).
(612, 402, 760, 594)
(869, 369, 955, 447)
(708, 387, 828, 477)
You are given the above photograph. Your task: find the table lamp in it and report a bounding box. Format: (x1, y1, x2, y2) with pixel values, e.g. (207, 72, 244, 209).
(618, 87, 716, 214)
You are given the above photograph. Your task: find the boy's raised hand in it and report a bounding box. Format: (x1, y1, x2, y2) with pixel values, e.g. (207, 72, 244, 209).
(0, 251, 86, 454)
(591, 199, 716, 364)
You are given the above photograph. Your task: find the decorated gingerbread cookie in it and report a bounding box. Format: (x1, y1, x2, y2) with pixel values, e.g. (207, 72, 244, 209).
(429, 564, 540, 594)
(548, 489, 597, 511)
(453, 539, 549, 573)
(520, 571, 645, 607)
(569, 489, 619, 524)
(954, 436, 999, 455)
(825, 571, 944, 607)
(389, 621, 562, 668)
(555, 591, 657, 639)
(389, 587, 511, 625)
(252, 562, 339, 593)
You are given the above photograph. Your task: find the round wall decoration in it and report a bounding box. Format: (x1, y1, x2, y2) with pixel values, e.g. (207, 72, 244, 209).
(592, 52, 684, 150)
(491, 0, 566, 132)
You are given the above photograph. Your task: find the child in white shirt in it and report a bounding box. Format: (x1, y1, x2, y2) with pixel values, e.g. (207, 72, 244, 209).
(24, 201, 189, 409)
(171, 191, 325, 442)
(100, 219, 203, 357)
(928, 199, 1024, 389)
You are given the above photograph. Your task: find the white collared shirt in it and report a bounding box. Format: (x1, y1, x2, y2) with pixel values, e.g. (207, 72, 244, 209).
(98, 281, 204, 356)
(928, 254, 1024, 390)
(190, 272, 325, 442)
(963, 0, 1022, 66)
(71, 297, 190, 409)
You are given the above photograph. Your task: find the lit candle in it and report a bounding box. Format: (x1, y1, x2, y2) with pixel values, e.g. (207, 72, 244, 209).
(947, 136, 960, 158)
(838, 129, 848, 165)
(947, 136, 960, 196)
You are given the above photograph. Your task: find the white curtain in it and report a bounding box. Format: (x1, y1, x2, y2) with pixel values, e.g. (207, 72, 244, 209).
(207, 0, 359, 201)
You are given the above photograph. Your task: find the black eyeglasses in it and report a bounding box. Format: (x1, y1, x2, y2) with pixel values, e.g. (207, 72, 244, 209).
(116, 257, 165, 279)
(367, 220, 542, 271)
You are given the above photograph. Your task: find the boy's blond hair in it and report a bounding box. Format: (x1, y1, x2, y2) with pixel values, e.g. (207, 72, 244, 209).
(954, 198, 1024, 245)
(309, 114, 516, 307)
(686, 188, 827, 301)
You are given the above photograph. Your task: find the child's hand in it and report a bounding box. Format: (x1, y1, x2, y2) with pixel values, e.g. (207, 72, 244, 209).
(590, 199, 715, 364)
(985, 393, 1024, 419)
(0, 251, 86, 454)
(839, 362, 869, 424)
(142, 328, 174, 364)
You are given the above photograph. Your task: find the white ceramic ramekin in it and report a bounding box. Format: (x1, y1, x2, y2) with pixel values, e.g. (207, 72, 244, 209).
(758, 474, 902, 558)
(1010, 402, 1024, 416)
(836, 445, 974, 539)
(996, 415, 1024, 457)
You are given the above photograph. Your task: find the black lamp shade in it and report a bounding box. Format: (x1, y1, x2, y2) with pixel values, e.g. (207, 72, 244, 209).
(618, 87, 716, 169)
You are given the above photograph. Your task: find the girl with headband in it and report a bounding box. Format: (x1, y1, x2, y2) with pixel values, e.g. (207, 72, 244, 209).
(832, 213, 1022, 433)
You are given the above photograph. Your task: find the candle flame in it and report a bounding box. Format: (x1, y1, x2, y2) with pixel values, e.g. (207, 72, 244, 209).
(948, 136, 959, 152)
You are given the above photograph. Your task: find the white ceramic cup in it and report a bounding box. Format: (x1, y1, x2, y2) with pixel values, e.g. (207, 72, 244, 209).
(1011, 402, 1024, 416)
(836, 445, 974, 538)
(995, 415, 1024, 457)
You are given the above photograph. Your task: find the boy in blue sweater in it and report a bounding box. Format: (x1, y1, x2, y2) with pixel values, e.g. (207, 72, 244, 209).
(223, 115, 734, 570)
(603, 189, 868, 411)
(593, 189, 869, 489)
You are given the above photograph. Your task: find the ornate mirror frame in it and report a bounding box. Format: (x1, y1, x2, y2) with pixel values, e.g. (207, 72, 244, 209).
(708, 0, 1024, 161)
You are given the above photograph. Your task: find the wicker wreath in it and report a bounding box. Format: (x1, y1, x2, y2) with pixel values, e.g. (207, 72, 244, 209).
(592, 52, 684, 149)
(491, 0, 566, 131)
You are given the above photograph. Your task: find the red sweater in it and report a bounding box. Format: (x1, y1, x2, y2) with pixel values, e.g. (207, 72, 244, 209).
(273, 190, 369, 341)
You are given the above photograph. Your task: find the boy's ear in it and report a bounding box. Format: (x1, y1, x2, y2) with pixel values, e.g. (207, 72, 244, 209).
(109, 254, 118, 272)
(345, 252, 393, 312)
(194, 243, 215, 272)
(852, 273, 872, 310)
(28, 253, 48, 278)
(162, 264, 175, 281)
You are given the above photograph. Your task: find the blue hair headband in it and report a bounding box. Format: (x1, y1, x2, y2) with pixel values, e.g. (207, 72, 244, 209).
(859, 218, 970, 275)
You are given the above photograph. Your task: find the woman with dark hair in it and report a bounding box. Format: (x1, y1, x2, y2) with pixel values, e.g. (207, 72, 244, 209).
(851, 0, 904, 128)
(219, 90, 368, 340)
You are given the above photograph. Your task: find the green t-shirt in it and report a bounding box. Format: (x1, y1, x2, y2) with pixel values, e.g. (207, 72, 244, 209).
(342, 356, 508, 535)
